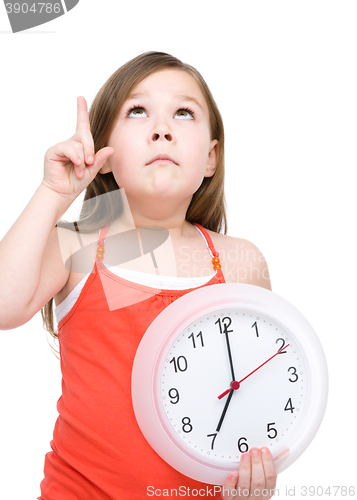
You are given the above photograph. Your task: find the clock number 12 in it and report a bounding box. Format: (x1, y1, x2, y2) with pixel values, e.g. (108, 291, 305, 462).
(215, 317, 233, 334)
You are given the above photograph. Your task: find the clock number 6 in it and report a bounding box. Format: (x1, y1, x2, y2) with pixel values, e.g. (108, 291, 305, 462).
(238, 436, 249, 453)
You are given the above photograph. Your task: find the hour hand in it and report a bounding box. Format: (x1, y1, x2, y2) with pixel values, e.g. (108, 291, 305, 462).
(216, 388, 234, 432)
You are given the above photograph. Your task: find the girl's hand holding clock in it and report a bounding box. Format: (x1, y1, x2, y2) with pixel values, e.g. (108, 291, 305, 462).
(42, 96, 114, 203)
(222, 448, 277, 499)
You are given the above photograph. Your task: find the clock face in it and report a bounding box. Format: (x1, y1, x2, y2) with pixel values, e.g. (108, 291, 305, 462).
(159, 307, 308, 464)
(132, 284, 328, 485)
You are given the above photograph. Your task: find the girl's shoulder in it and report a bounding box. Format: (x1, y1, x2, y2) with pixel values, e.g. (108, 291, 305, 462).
(207, 230, 271, 290)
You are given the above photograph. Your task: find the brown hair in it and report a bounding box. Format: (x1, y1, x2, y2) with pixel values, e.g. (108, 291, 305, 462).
(41, 51, 227, 352)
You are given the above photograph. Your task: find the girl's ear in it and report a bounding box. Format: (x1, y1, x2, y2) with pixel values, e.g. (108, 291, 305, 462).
(204, 140, 219, 177)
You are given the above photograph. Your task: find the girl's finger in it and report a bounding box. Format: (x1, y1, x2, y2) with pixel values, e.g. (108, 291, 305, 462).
(236, 452, 251, 495)
(50, 141, 84, 168)
(261, 448, 277, 492)
(249, 448, 266, 494)
(76, 96, 91, 133)
(93, 146, 114, 168)
(73, 128, 95, 165)
(222, 472, 238, 499)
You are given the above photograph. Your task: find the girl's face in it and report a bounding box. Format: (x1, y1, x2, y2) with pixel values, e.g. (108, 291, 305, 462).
(102, 69, 218, 213)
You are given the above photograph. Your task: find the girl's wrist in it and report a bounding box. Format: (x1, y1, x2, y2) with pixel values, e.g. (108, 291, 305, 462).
(37, 182, 75, 221)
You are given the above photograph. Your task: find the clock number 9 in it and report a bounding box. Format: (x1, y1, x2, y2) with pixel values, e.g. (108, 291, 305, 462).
(168, 388, 180, 404)
(237, 436, 249, 453)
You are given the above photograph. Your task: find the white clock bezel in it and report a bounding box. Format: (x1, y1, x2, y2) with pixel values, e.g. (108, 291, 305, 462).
(131, 283, 328, 485)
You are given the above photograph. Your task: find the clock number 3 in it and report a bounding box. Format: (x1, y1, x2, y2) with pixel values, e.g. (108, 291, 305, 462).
(288, 366, 299, 382)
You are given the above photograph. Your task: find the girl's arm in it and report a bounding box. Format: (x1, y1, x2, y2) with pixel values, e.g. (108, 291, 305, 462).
(0, 97, 113, 330)
(0, 185, 72, 329)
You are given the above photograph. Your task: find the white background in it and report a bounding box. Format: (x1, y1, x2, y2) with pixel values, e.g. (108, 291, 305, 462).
(0, 1, 356, 499)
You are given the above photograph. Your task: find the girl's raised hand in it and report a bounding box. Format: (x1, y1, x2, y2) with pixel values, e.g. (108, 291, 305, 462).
(42, 96, 114, 201)
(222, 448, 277, 499)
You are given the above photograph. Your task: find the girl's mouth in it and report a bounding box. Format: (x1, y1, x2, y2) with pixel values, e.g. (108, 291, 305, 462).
(146, 155, 178, 166)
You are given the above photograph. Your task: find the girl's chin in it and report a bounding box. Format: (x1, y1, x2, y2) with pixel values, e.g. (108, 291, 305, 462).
(127, 186, 194, 205)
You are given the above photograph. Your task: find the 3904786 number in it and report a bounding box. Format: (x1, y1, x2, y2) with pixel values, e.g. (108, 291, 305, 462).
(301, 485, 355, 496)
(5, 3, 62, 14)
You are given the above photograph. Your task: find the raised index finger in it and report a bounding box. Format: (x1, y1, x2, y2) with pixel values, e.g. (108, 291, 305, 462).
(76, 96, 91, 132)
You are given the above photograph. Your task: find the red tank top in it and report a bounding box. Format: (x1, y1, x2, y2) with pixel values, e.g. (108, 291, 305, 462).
(38, 223, 226, 500)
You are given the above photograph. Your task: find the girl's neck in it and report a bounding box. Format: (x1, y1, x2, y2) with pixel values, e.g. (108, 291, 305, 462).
(124, 195, 193, 239)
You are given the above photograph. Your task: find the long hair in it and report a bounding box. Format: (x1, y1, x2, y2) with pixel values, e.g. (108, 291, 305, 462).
(41, 51, 227, 351)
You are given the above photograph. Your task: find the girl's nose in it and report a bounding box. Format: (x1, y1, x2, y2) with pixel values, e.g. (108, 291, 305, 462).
(151, 132, 173, 142)
(150, 122, 173, 142)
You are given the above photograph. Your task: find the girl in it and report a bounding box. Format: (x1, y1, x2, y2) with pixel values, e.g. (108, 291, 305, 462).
(0, 52, 276, 499)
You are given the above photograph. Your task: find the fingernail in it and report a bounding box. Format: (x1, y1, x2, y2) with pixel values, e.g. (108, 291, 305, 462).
(261, 447, 269, 454)
(242, 453, 250, 461)
(251, 448, 259, 456)
(229, 473, 237, 482)
(87, 155, 94, 163)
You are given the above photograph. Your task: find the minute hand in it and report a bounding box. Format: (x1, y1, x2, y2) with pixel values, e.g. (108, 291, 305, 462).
(218, 343, 290, 400)
(223, 323, 236, 381)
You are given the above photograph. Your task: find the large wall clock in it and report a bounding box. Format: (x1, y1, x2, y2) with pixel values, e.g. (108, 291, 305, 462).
(132, 283, 328, 485)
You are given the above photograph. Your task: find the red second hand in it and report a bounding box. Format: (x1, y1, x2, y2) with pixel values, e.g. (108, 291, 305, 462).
(217, 344, 290, 399)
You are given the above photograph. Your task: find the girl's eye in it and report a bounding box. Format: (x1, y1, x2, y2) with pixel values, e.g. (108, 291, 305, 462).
(175, 108, 194, 120)
(128, 107, 147, 117)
